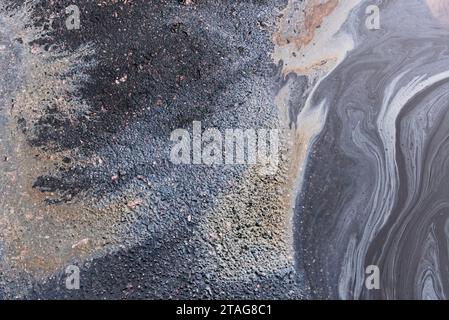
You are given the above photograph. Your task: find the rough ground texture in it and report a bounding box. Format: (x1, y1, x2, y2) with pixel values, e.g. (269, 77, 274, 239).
(0, 0, 307, 299)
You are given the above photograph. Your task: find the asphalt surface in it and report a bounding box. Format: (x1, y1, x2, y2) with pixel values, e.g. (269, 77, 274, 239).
(0, 0, 306, 299)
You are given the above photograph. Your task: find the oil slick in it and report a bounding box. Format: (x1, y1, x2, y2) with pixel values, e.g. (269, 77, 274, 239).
(275, 0, 449, 299)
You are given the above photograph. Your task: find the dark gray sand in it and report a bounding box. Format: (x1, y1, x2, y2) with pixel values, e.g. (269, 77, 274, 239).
(0, 0, 302, 299)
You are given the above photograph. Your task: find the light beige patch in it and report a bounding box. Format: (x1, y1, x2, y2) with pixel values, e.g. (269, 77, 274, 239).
(426, 0, 449, 26)
(272, 0, 361, 78)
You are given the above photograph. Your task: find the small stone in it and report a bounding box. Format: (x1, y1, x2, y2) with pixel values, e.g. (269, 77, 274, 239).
(72, 238, 90, 249)
(127, 199, 143, 208)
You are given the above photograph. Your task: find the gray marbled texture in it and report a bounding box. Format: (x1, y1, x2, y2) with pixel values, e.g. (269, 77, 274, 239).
(292, 0, 449, 299)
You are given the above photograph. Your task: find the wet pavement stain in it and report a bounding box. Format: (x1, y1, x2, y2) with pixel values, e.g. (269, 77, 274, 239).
(3, 0, 449, 301)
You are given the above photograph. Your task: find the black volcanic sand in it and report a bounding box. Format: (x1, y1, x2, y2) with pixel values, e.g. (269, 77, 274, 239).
(0, 0, 307, 299)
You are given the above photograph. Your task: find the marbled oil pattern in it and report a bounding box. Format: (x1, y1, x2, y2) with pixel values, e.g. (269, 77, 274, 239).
(282, 0, 449, 299)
